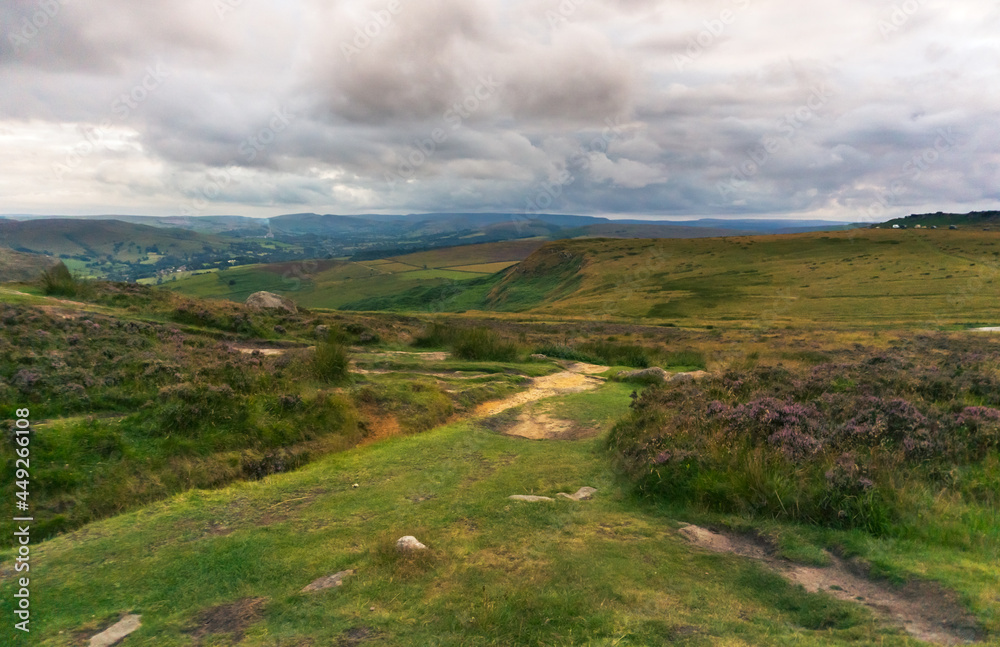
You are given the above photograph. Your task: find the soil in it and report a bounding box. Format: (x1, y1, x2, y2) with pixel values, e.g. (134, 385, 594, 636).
(185, 597, 267, 643)
(475, 361, 608, 419)
(677, 524, 984, 645)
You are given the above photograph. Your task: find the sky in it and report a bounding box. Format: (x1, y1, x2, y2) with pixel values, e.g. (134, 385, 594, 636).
(1, 0, 998, 221)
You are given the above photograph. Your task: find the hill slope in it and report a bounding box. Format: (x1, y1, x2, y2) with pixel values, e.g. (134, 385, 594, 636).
(348, 229, 1000, 327)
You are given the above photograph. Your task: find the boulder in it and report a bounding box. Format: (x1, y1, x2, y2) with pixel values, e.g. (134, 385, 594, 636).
(530, 354, 548, 360)
(315, 324, 330, 340)
(508, 495, 554, 502)
(557, 486, 597, 501)
(396, 536, 427, 552)
(245, 291, 297, 314)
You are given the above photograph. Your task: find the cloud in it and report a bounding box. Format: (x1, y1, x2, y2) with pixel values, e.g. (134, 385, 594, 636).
(0, 0, 997, 219)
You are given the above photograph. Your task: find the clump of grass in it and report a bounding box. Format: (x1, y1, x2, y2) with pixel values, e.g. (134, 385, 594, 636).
(663, 349, 707, 370)
(40, 261, 88, 298)
(313, 334, 350, 383)
(533, 344, 600, 364)
(413, 322, 456, 348)
(451, 327, 520, 362)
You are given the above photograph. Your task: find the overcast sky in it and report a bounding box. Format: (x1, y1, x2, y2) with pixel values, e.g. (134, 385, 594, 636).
(1, 0, 998, 221)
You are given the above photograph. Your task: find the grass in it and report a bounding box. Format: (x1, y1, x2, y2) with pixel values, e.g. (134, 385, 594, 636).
(2, 382, 927, 646)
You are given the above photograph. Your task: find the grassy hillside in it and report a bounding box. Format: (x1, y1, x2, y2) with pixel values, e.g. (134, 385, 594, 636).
(0, 218, 301, 282)
(162, 239, 547, 309)
(396, 228, 1000, 328)
(1, 278, 998, 644)
(0, 248, 55, 281)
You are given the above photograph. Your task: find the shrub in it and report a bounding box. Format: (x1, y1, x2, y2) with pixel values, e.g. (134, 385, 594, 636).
(313, 336, 350, 383)
(412, 322, 456, 348)
(451, 327, 519, 362)
(40, 262, 84, 298)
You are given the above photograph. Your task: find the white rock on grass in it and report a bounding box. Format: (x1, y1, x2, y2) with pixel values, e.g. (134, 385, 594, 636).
(396, 536, 427, 551)
(557, 486, 597, 501)
(301, 569, 355, 593)
(508, 495, 554, 502)
(89, 614, 141, 647)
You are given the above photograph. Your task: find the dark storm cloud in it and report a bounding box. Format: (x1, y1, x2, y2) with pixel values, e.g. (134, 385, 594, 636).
(0, 0, 997, 218)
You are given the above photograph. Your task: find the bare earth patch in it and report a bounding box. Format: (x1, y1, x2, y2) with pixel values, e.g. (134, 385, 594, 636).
(475, 362, 608, 418)
(186, 597, 267, 643)
(677, 524, 984, 645)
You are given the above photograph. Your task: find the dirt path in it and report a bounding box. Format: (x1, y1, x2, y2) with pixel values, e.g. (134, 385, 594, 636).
(677, 524, 983, 645)
(475, 361, 607, 417)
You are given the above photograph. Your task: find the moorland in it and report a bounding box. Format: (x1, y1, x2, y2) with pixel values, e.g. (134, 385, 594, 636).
(1, 218, 999, 646)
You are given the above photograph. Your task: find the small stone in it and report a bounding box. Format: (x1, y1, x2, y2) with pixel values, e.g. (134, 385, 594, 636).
(396, 536, 427, 551)
(508, 495, 554, 502)
(301, 569, 354, 593)
(315, 324, 330, 340)
(530, 354, 548, 360)
(89, 614, 141, 647)
(557, 486, 597, 501)
(370, 606, 376, 612)
(352, 483, 359, 488)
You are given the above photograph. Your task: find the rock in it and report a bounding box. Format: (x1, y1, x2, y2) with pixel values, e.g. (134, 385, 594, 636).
(315, 324, 329, 340)
(668, 370, 710, 383)
(617, 367, 669, 382)
(352, 483, 359, 489)
(508, 495, 554, 502)
(396, 536, 427, 552)
(530, 354, 548, 360)
(89, 614, 142, 647)
(301, 569, 354, 593)
(245, 291, 297, 314)
(557, 486, 597, 501)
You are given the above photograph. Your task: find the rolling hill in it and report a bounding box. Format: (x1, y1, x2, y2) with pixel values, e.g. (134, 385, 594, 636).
(0, 248, 56, 281)
(345, 228, 1000, 327)
(160, 239, 548, 308)
(0, 218, 300, 281)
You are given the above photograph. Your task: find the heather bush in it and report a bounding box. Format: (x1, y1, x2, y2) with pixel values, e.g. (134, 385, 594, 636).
(610, 347, 1000, 535)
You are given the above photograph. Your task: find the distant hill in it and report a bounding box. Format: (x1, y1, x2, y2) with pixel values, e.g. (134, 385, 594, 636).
(0, 218, 227, 259)
(883, 211, 1000, 229)
(0, 219, 301, 282)
(0, 248, 55, 282)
